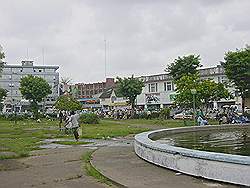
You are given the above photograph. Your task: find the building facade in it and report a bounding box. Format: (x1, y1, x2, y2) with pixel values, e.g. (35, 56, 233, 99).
(74, 78, 115, 108)
(0, 60, 59, 113)
(98, 87, 128, 109)
(86, 65, 240, 110)
(136, 65, 239, 110)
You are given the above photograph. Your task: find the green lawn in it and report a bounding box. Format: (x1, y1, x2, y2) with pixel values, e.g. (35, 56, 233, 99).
(110, 118, 219, 127)
(0, 119, 149, 159)
(81, 120, 150, 139)
(0, 118, 219, 160)
(0, 119, 63, 159)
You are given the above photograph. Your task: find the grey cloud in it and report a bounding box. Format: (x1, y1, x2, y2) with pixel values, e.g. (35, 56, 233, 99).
(0, 0, 250, 83)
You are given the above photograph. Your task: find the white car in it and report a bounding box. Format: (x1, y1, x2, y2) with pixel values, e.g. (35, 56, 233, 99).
(173, 113, 193, 120)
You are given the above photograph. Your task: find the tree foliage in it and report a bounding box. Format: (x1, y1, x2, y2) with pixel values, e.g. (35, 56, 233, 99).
(60, 77, 72, 94)
(61, 77, 72, 85)
(222, 46, 250, 112)
(199, 79, 230, 113)
(174, 74, 202, 109)
(0, 88, 7, 111)
(0, 45, 5, 75)
(116, 75, 144, 109)
(55, 95, 82, 111)
(20, 75, 52, 118)
(166, 54, 202, 81)
(0, 45, 6, 110)
(175, 74, 230, 112)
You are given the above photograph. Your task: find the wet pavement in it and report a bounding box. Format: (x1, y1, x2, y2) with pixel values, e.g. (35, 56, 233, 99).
(40, 138, 134, 149)
(0, 137, 243, 188)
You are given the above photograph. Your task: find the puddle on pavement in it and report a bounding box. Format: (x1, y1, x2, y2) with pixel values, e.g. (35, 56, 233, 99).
(40, 138, 134, 149)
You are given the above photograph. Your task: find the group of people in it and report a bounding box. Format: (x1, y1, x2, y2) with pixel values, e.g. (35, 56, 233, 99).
(217, 113, 249, 124)
(197, 116, 208, 126)
(96, 108, 134, 119)
(58, 111, 80, 141)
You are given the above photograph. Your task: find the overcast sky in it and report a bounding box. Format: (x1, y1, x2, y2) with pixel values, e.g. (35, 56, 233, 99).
(0, 0, 249, 83)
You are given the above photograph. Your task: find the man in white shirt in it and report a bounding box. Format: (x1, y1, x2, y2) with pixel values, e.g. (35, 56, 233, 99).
(66, 111, 80, 141)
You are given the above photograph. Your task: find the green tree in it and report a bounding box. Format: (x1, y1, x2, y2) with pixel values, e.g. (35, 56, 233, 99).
(116, 75, 144, 113)
(0, 45, 5, 75)
(175, 75, 230, 114)
(166, 54, 202, 81)
(174, 74, 202, 109)
(0, 46, 6, 111)
(222, 46, 250, 113)
(60, 77, 72, 94)
(0, 88, 7, 111)
(55, 95, 82, 111)
(20, 75, 52, 119)
(199, 79, 230, 113)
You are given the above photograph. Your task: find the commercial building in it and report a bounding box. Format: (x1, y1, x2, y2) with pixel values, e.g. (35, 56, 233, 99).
(83, 65, 240, 110)
(0, 60, 59, 113)
(74, 78, 115, 108)
(136, 65, 239, 110)
(98, 87, 128, 109)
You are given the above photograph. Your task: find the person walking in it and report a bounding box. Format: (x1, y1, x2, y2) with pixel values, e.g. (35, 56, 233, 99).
(65, 111, 80, 141)
(58, 111, 63, 130)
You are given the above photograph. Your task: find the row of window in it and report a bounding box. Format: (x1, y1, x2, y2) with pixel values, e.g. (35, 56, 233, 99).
(7, 83, 58, 89)
(148, 82, 174, 93)
(4, 68, 56, 73)
(4, 75, 57, 80)
(79, 84, 105, 90)
(80, 89, 103, 96)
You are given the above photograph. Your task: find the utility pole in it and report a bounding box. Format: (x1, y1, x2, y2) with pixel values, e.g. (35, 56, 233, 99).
(26, 48, 29, 60)
(104, 39, 107, 79)
(191, 89, 197, 126)
(42, 48, 45, 65)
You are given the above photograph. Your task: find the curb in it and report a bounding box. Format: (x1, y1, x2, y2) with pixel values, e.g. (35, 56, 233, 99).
(90, 149, 127, 188)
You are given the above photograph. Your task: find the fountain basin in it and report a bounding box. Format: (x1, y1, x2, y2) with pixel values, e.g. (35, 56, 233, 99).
(134, 124, 250, 186)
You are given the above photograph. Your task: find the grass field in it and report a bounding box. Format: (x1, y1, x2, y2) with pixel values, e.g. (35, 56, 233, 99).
(0, 118, 219, 160)
(81, 120, 150, 139)
(0, 119, 149, 159)
(112, 118, 219, 127)
(0, 119, 64, 159)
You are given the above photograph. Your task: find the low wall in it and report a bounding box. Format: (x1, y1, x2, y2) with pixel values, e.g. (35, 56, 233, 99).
(134, 125, 250, 186)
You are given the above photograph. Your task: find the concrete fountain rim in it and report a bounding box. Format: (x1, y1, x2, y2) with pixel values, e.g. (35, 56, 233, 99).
(135, 124, 250, 165)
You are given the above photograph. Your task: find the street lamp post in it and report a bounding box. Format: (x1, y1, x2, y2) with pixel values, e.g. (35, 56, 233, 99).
(191, 89, 197, 126)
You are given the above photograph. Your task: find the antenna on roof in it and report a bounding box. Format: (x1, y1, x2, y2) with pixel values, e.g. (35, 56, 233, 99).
(104, 37, 107, 79)
(42, 48, 45, 65)
(26, 48, 29, 60)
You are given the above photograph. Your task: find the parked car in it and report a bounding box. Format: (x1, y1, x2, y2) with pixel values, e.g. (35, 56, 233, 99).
(173, 113, 193, 120)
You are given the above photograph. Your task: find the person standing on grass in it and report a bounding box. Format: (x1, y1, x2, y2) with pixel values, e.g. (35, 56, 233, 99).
(66, 111, 80, 141)
(58, 111, 63, 130)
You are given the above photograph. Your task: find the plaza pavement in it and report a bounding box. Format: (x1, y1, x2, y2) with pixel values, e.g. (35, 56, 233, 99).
(0, 147, 106, 188)
(92, 145, 240, 188)
(0, 141, 241, 188)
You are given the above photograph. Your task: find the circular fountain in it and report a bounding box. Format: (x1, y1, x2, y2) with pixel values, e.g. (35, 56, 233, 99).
(134, 124, 250, 186)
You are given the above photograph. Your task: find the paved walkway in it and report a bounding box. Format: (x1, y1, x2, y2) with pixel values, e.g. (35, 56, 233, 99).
(0, 139, 242, 188)
(92, 145, 239, 188)
(0, 147, 106, 188)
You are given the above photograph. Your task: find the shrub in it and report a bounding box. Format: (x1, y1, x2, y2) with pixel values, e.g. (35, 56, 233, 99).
(139, 111, 148, 119)
(150, 111, 160, 119)
(80, 113, 99, 124)
(160, 108, 171, 119)
(7, 114, 25, 121)
(0, 114, 6, 120)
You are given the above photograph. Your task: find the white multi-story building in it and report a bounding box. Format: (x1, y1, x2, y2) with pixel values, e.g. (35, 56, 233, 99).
(0, 60, 59, 113)
(136, 65, 239, 110)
